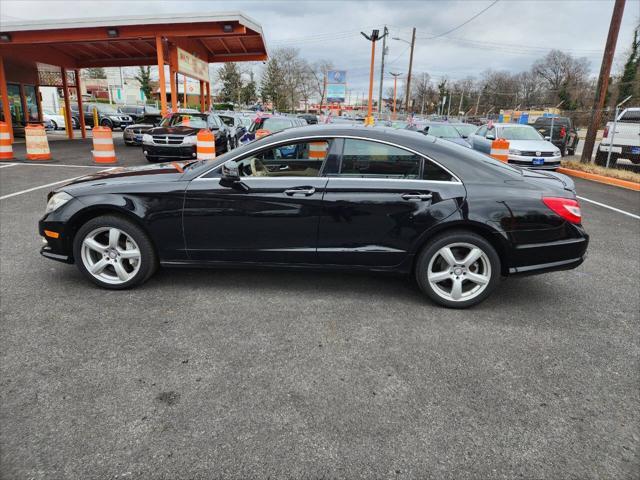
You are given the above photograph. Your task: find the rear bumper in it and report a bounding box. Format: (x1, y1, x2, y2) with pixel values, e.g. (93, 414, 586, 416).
(507, 233, 589, 276)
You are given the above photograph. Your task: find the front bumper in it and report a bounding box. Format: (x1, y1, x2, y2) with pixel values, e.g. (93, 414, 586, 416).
(40, 244, 73, 263)
(143, 143, 197, 160)
(508, 154, 561, 170)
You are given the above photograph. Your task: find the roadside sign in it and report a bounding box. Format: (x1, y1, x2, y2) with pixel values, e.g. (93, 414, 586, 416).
(327, 70, 347, 84)
(327, 84, 346, 103)
(176, 47, 209, 82)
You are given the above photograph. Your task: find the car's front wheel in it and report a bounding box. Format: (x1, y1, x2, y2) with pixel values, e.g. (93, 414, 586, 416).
(415, 231, 500, 308)
(73, 215, 157, 289)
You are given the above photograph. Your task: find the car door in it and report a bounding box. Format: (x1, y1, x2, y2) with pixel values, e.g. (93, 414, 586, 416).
(471, 125, 487, 151)
(182, 138, 338, 264)
(317, 138, 466, 267)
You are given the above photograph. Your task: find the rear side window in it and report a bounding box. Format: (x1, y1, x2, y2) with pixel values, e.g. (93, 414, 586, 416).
(340, 139, 421, 179)
(620, 110, 640, 123)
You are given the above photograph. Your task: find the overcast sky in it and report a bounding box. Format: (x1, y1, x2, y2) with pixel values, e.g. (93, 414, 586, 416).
(1, 0, 638, 94)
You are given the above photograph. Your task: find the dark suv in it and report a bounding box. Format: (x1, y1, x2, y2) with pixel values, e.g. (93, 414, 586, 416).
(532, 116, 579, 156)
(142, 112, 231, 162)
(71, 103, 134, 130)
(120, 105, 161, 121)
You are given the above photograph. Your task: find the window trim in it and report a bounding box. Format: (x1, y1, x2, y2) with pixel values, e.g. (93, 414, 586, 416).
(194, 134, 462, 184)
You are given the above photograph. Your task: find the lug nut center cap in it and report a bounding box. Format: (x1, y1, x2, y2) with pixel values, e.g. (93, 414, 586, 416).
(453, 267, 463, 276)
(108, 250, 118, 260)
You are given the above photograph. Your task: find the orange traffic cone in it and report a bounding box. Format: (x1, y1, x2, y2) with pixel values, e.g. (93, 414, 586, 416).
(196, 129, 216, 161)
(0, 121, 13, 161)
(25, 124, 53, 162)
(92, 126, 118, 164)
(490, 138, 510, 163)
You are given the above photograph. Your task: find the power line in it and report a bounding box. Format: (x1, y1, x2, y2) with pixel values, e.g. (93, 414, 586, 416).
(423, 0, 500, 39)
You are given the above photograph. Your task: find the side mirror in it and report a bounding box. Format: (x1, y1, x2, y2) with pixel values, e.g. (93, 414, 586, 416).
(544, 136, 551, 140)
(220, 160, 248, 190)
(486, 134, 495, 140)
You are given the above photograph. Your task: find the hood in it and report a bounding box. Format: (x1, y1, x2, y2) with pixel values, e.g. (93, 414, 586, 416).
(125, 123, 156, 130)
(147, 125, 207, 136)
(57, 162, 193, 193)
(507, 139, 559, 152)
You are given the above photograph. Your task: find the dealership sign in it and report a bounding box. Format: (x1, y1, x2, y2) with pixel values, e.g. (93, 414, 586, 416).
(327, 70, 347, 84)
(327, 84, 346, 103)
(177, 47, 209, 82)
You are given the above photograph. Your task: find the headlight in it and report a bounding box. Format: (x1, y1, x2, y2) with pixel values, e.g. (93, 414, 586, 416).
(509, 149, 522, 155)
(183, 135, 198, 145)
(45, 191, 73, 214)
(553, 150, 561, 156)
(142, 134, 153, 143)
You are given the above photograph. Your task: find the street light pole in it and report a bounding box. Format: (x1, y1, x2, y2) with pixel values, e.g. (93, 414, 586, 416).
(390, 72, 401, 120)
(377, 26, 388, 114)
(361, 29, 387, 126)
(404, 27, 416, 115)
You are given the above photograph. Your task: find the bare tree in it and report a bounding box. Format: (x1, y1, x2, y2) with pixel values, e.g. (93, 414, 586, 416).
(310, 60, 334, 109)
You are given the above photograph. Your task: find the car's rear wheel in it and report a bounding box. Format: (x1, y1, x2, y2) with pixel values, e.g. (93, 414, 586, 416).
(50, 120, 58, 130)
(73, 215, 157, 289)
(100, 118, 113, 129)
(415, 231, 500, 308)
(146, 156, 159, 163)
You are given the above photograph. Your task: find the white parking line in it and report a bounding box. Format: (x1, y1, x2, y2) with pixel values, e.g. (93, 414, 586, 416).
(577, 196, 640, 220)
(0, 176, 81, 201)
(0, 162, 106, 169)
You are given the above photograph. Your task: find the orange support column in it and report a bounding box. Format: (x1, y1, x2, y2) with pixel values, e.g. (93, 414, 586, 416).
(155, 35, 168, 116)
(61, 67, 74, 140)
(169, 66, 177, 113)
(74, 69, 86, 139)
(35, 84, 44, 123)
(0, 56, 13, 141)
(205, 82, 211, 111)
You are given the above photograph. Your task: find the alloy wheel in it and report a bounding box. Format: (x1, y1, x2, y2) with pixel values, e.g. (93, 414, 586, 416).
(80, 227, 141, 285)
(426, 242, 491, 302)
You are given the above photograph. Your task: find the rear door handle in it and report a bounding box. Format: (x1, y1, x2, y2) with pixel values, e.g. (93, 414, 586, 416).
(285, 187, 316, 196)
(401, 193, 433, 201)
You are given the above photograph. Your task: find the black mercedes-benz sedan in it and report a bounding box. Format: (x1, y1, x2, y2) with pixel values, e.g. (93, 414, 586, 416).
(141, 112, 231, 162)
(39, 125, 588, 308)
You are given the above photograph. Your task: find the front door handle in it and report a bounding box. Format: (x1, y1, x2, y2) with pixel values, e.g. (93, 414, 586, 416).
(401, 193, 433, 201)
(285, 187, 316, 196)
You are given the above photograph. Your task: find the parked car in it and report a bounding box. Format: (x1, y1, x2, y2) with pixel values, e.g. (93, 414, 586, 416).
(218, 113, 250, 149)
(142, 112, 231, 162)
(450, 123, 478, 143)
(240, 115, 306, 144)
(470, 123, 561, 170)
(39, 125, 588, 308)
(298, 113, 318, 125)
(123, 114, 164, 146)
(595, 107, 640, 166)
(532, 116, 579, 156)
(119, 105, 161, 121)
(72, 103, 134, 130)
(43, 109, 66, 130)
(406, 121, 471, 148)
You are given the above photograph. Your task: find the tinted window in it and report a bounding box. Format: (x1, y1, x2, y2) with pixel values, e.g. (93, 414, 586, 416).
(340, 139, 421, 179)
(477, 126, 487, 136)
(424, 124, 462, 138)
(161, 114, 208, 128)
(219, 115, 234, 127)
(500, 126, 543, 140)
(235, 140, 330, 177)
(620, 110, 640, 123)
(137, 115, 162, 124)
(250, 117, 294, 133)
(423, 160, 455, 182)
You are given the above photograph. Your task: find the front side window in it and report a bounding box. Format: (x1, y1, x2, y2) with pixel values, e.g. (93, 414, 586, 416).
(219, 115, 234, 127)
(620, 110, 640, 123)
(235, 140, 330, 177)
(340, 139, 421, 179)
(476, 126, 487, 136)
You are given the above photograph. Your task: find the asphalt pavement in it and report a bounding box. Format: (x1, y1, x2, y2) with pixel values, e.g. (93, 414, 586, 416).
(0, 139, 638, 479)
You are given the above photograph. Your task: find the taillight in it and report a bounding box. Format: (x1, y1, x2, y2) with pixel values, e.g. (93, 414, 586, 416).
(603, 126, 609, 138)
(543, 197, 582, 224)
(560, 127, 566, 138)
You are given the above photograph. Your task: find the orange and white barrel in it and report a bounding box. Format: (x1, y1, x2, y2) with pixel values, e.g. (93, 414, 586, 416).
(490, 138, 510, 163)
(92, 126, 118, 164)
(25, 124, 52, 162)
(0, 121, 13, 161)
(308, 141, 328, 160)
(255, 129, 271, 139)
(196, 129, 216, 160)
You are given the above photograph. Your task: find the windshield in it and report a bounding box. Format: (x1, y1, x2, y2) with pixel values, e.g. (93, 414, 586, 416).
(250, 117, 293, 133)
(500, 126, 543, 141)
(44, 110, 56, 115)
(160, 114, 209, 128)
(535, 117, 569, 126)
(239, 117, 252, 127)
(453, 124, 477, 136)
(136, 115, 161, 124)
(424, 124, 462, 138)
(96, 104, 120, 115)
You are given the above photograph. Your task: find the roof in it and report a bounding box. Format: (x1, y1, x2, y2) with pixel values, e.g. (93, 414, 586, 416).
(0, 12, 267, 69)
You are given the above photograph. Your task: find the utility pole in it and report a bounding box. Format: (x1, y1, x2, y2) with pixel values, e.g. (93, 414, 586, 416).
(474, 91, 481, 115)
(361, 28, 387, 125)
(446, 92, 451, 118)
(581, 0, 626, 163)
(390, 72, 402, 120)
(377, 26, 388, 114)
(404, 27, 416, 115)
(421, 73, 427, 115)
(457, 85, 464, 117)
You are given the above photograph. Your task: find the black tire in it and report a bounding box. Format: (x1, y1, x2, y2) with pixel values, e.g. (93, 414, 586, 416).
(71, 117, 79, 129)
(100, 118, 113, 129)
(50, 120, 58, 130)
(594, 147, 613, 166)
(415, 230, 501, 309)
(568, 148, 575, 156)
(73, 215, 157, 290)
(146, 156, 159, 163)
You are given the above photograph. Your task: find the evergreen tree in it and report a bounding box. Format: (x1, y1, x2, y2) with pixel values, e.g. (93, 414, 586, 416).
(260, 58, 286, 111)
(135, 66, 153, 101)
(217, 63, 243, 104)
(240, 71, 257, 106)
(617, 27, 639, 104)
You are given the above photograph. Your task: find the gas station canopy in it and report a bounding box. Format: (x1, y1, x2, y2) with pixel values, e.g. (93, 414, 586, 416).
(0, 12, 268, 67)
